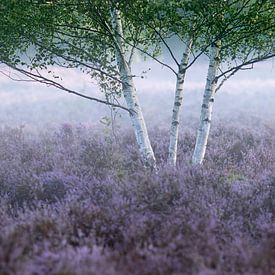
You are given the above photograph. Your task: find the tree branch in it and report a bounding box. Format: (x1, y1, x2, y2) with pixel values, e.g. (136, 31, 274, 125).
(1, 62, 132, 114)
(216, 53, 275, 81)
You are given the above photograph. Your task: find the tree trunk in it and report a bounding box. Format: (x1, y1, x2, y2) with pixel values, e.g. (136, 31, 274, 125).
(111, 8, 156, 169)
(192, 41, 221, 165)
(168, 39, 192, 166)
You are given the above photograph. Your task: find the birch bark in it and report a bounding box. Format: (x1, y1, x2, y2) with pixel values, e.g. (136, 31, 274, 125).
(168, 39, 192, 166)
(111, 8, 156, 169)
(192, 41, 221, 165)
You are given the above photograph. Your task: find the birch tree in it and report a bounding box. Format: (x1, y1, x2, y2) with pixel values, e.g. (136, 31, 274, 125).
(192, 41, 221, 165)
(110, 5, 156, 169)
(192, 0, 275, 164)
(168, 38, 193, 166)
(0, 0, 157, 168)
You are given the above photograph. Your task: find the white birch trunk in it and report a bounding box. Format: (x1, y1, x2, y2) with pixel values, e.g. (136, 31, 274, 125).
(111, 8, 156, 169)
(192, 41, 221, 165)
(168, 39, 193, 166)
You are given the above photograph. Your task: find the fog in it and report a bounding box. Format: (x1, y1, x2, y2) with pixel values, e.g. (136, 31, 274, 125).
(0, 58, 274, 131)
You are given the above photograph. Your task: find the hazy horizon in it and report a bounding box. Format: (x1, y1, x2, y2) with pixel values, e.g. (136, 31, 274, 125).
(0, 57, 274, 129)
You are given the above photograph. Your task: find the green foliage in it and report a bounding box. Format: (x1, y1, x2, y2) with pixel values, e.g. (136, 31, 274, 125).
(0, 0, 274, 96)
(122, 0, 274, 67)
(0, 0, 139, 96)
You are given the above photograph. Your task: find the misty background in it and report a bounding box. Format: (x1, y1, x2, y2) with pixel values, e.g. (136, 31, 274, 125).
(0, 57, 274, 132)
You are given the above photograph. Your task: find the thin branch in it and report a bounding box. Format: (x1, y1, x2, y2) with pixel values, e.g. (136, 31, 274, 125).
(2, 62, 132, 114)
(124, 2, 180, 67)
(215, 65, 253, 93)
(149, 25, 180, 67)
(128, 43, 178, 75)
(185, 42, 213, 71)
(56, 23, 108, 36)
(216, 53, 275, 80)
(128, 44, 136, 67)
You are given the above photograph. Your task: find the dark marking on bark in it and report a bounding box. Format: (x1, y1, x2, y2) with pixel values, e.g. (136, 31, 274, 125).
(211, 42, 216, 47)
(179, 68, 186, 74)
(172, 121, 179, 126)
(209, 98, 214, 102)
(213, 77, 218, 84)
(203, 118, 211, 123)
(202, 104, 208, 109)
(175, 102, 181, 106)
(129, 109, 136, 116)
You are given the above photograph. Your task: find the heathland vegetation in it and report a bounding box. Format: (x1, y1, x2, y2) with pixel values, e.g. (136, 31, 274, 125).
(0, 120, 274, 274)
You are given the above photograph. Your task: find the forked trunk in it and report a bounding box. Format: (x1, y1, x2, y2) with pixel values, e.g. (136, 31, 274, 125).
(111, 7, 156, 169)
(192, 41, 221, 165)
(168, 39, 193, 166)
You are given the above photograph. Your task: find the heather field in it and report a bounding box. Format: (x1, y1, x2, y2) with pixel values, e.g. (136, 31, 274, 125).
(0, 120, 274, 275)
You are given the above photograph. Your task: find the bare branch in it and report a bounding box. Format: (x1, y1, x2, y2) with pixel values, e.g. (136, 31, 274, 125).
(216, 53, 275, 81)
(128, 45, 136, 67)
(2, 62, 132, 114)
(215, 67, 241, 93)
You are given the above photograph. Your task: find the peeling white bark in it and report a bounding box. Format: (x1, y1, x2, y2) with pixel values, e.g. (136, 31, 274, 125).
(168, 39, 192, 166)
(111, 8, 156, 169)
(192, 41, 221, 165)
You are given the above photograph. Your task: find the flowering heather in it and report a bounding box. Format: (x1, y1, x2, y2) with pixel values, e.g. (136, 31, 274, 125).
(0, 122, 274, 275)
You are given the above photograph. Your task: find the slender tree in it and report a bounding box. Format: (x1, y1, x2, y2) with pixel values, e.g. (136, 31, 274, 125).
(192, 40, 221, 164)
(168, 38, 193, 166)
(110, 4, 156, 168)
(0, 0, 157, 168)
(192, 0, 275, 164)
